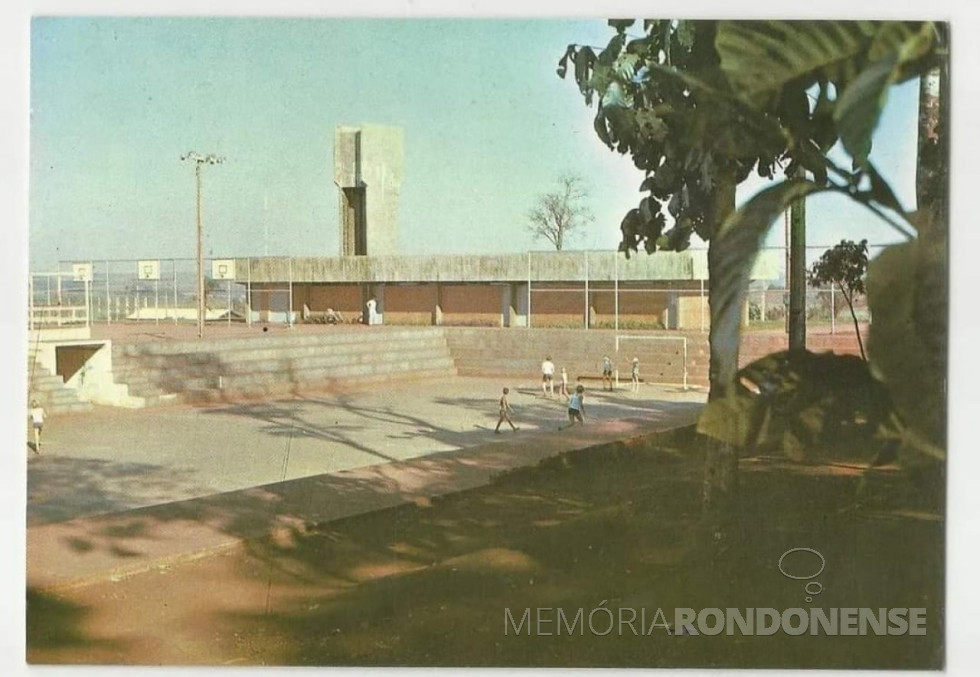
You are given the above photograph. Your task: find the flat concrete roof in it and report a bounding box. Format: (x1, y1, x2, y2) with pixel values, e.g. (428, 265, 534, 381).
(234, 250, 780, 284)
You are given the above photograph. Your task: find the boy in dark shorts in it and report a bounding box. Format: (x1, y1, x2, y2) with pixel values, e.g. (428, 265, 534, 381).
(495, 387, 519, 433)
(601, 355, 613, 391)
(560, 385, 586, 429)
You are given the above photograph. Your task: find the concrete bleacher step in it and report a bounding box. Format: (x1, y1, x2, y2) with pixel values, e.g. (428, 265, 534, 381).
(27, 360, 94, 414)
(122, 342, 452, 372)
(121, 347, 455, 383)
(178, 367, 458, 404)
(143, 356, 459, 393)
(108, 329, 459, 407)
(111, 327, 446, 358)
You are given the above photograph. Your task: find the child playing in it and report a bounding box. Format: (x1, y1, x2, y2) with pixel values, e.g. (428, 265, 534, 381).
(601, 355, 613, 391)
(560, 385, 586, 429)
(558, 366, 570, 400)
(631, 357, 640, 393)
(495, 387, 519, 433)
(29, 400, 46, 453)
(541, 356, 556, 397)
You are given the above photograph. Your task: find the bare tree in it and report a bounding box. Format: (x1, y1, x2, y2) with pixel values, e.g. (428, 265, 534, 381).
(526, 173, 594, 251)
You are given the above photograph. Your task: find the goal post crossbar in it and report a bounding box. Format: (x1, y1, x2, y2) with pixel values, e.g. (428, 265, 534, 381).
(614, 334, 688, 390)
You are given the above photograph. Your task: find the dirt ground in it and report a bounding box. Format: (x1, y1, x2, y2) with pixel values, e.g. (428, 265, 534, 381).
(27, 426, 943, 668)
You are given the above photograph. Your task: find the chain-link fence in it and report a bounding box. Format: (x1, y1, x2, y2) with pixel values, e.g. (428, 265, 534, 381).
(28, 243, 887, 332)
(30, 258, 248, 328)
(740, 243, 881, 334)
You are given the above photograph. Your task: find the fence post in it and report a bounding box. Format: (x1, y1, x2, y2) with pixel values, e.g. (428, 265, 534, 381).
(614, 251, 619, 333)
(288, 258, 294, 327)
(527, 251, 532, 329)
(28, 275, 34, 331)
(683, 337, 688, 390)
(172, 259, 178, 324)
(246, 258, 252, 328)
(105, 260, 111, 325)
(830, 284, 836, 335)
(584, 250, 589, 330)
(699, 278, 705, 333)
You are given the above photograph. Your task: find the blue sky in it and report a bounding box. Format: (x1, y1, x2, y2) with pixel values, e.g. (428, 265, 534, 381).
(28, 17, 920, 270)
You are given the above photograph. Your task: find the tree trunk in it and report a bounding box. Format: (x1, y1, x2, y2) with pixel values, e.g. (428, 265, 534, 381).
(701, 164, 740, 550)
(839, 284, 867, 361)
(912, 48, 948, 447)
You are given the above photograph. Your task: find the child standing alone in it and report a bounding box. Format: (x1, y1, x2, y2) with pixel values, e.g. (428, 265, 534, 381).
(560, 385, 586, 429)
(29, 400, 46, 453)
(495, 387, 519, 433)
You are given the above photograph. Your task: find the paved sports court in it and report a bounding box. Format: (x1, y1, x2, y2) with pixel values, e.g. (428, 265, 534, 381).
(27, 376, 706, 527)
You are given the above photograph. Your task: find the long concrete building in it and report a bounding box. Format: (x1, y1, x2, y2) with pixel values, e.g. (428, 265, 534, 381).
(235, 248, 779, 330)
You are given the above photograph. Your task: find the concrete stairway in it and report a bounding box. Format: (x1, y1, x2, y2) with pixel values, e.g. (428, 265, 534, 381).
(442, 327, 710, 387)
(110, 327, 458, 405)
(26, 356, 94, 415)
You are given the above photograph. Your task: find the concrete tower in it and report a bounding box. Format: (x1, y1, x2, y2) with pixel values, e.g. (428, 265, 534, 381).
(334, 125, 404, 256)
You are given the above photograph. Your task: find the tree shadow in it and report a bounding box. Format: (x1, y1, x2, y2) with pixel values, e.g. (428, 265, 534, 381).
(206, 434, 942, 668)
(28, 456, 212, 526)
(25, 419, 943, 667)
(26, 587, 125, 661)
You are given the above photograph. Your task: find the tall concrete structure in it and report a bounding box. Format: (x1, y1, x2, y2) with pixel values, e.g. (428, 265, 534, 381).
(334, 124, 404, 257)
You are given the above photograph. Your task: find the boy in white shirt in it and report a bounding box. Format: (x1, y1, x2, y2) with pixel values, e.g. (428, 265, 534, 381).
(541, 356, 555, 397)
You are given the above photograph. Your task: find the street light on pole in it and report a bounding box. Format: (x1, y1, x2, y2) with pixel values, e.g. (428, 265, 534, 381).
(180, 151, 224, 338)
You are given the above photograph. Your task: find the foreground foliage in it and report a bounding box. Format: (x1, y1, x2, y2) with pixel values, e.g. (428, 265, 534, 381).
(560, 20, 947, 468)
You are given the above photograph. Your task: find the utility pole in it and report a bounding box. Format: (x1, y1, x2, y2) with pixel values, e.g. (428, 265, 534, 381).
(180, 151, 224, 338)
(788, 170, 807, 351)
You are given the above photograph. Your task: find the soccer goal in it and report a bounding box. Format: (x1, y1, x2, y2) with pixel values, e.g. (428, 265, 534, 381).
(614, 334, 689, 390)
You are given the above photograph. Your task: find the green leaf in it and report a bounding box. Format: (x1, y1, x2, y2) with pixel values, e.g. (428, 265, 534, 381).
(556, 45, 575, 79)
(715, 20, 878, 105)
(601, 80, 630, 108)
(608, 19, 635, 32)
(866, 163, 906, 214)
(634, 108, 668, 142)
(833, 53, 896, 169)
(591, 61, 614, 100)
(614, 52, 641, 80)
(868, 21, 934, 63)
(866, 223, 947, 458)
(709, 180, 827, 385)
(593, 110, 612, 148)
(598, 32, 627, 66)
(676, 20, 696, 50)
(573, 46, 596, 99)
